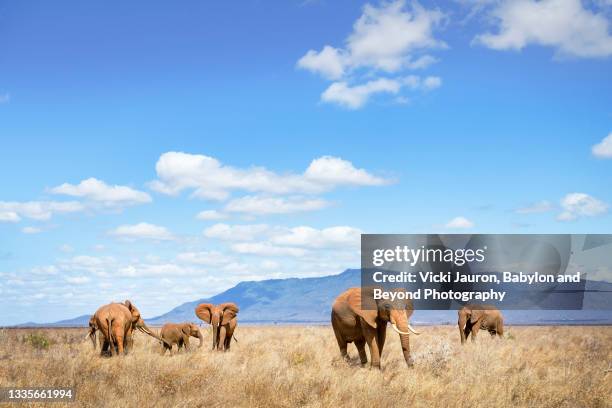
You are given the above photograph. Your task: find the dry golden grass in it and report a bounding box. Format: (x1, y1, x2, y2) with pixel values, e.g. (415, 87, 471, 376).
(0, 325, 610, 408)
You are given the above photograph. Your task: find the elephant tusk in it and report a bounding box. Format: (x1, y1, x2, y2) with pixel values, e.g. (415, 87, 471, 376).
(408, 324, 421, 335)
(391, 323, 412, 335)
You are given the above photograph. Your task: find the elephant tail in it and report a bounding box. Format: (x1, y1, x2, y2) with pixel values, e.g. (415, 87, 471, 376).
(106, 316, 114, 352)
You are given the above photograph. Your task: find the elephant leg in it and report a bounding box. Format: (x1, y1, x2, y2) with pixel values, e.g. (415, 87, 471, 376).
(355, 339, 368, 366)
(218, 326, 227, 351)
(224, 332, 232, 351)
(161, 343, 170, 355)
(332, 320, 349, 361)
(100, 340, 109, 357)
(470, 324, 480, 342)
(183, 335, 190, 351)
(363, 327, 381, 369)
(377, 324, 387, 359)
(459, 325, 466, 344)
(463, 323, 472, 343)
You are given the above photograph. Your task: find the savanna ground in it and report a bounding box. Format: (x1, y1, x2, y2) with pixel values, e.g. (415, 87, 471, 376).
(0, 325, 610, 408)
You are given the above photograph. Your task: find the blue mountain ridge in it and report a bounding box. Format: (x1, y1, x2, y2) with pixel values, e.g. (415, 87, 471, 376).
(13, 269, 612, 327)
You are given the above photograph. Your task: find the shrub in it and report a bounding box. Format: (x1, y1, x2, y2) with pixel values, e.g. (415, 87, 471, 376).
(22, 332, 51, 350)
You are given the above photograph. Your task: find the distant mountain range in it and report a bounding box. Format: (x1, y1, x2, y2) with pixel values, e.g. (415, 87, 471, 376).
(14, 269, 612, 327)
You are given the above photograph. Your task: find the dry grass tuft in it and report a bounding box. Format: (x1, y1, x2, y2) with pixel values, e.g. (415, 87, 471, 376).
(0, 325, 610, 407)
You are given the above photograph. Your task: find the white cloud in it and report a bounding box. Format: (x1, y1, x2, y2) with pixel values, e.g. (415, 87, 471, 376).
(321, 74, 442, 109)
(321, 78, 401, 109)
(224, 195, 330, 215)
(515, 200, 554, 214)
(298, 0, 445, 108)
(203, 223, 271, 241)
(65, 276, 91, 285)
(176, 250, 233, 266)
(230, 242, 307, 257)
(149, 152, 390, 199)
(299, 0, 445, 75)
(297, 46, 347, 80)
(592, 132, 612, 158)
(59, 244, 75, 253)
(22, 227, 42, 234)
(0, 201, 84, 221)
(445, 216, 475, 229)
(557, 193, 608, 221)
(474, 0, 612, 58)
(50, 177, 151, 208)
(270, 226, 362, 248)
(109, 222, 175, 241)
(0, 211, 20, 223)
(196, 210, 228, 220)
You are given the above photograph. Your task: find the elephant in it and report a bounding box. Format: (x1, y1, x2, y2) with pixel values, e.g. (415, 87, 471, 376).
(195, 303, 238, 351)
(159, 322, 203, 354)
(91, 300, 164, 356)
(458, 304, 504, 344)
(86, 315, 100, 349)
(331, 287, 420, 369)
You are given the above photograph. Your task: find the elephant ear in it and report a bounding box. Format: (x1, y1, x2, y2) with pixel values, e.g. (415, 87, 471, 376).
(220, 303, 239, 325)
(124, 300, 133, 310)
(195, 303, 213, 324)
(181, 324, 191, 336)
(347, 287, 378, 329)
(470, 309, 484, 324)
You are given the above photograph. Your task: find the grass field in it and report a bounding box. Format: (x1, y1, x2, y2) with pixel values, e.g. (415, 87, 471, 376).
(0, 325, 610, 407)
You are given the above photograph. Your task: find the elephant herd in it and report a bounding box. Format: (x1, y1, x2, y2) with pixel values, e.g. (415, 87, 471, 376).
(86, 301, 239, 356)
(85, 288, 504, 370)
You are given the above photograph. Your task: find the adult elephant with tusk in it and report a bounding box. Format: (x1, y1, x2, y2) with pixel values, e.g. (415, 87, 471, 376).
(331, 287, 420, 369)
(159, 322, 203, 354)
(91, 300, 165, 356)
(194, 303, 239, 351)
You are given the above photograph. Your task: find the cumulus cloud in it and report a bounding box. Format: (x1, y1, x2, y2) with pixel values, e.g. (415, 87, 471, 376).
(558, 193, 608, 221)
(203, 223, 272, 241)
(0, 211, 20, 223)
(297, 0, 445, 108)
(269, 226, 362, 248)
(322, 75, 441, 108)
(230, 242, 307, 257)
(474, 0, 612, 58)
(224, 195, 330, 215)
(515, 200, 554, 214)
(445, 216, 475, 229)
(592, 132, 612, 158)
(196, 210, 228, 220)
(298, 1, 445, 75)
(109, 223, 175, 241)
(22, 226, 42, 234)
(65, 276, 91, 285)
(176, 250, 233, 266)
(0, 200, 84, 221)
(50, 177, 151, 208)
(149, 152, 390, 200)
(298, 46, 347, 80)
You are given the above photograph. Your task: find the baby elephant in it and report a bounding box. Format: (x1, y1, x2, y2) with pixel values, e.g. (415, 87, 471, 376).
(160, 322, 203, 354)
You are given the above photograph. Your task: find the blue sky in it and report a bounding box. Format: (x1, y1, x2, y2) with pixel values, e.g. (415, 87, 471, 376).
(0, 0, 611, 325)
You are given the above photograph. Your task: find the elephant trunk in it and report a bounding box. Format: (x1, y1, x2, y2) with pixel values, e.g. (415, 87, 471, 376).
(89, 330, 97, 349)
(211, 314, 220, 350)
(458, 314, 467, 344)
(391, 312, 414, 367)
(137, 321, 169, 346)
